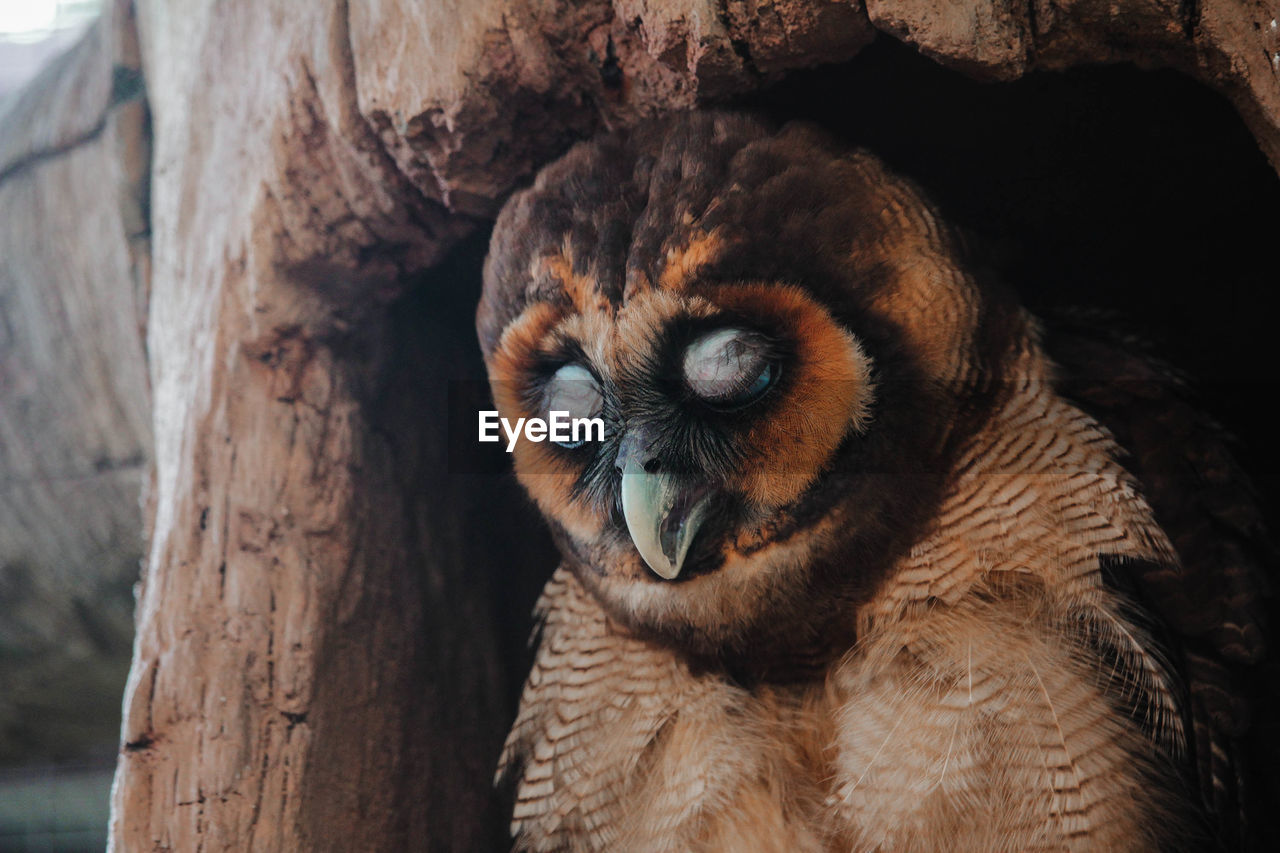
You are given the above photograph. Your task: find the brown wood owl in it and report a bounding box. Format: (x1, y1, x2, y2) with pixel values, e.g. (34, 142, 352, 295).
(477, 111, 1276, 851)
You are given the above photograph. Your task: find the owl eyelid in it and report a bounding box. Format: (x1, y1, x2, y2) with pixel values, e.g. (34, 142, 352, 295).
(681, 326, 780, 410)
(541, 358, 600, 385)
(692, 361, 780, 412)
(543, 362, 606, 449)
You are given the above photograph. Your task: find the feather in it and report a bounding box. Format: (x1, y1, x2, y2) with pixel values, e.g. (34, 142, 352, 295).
(485, 113, 1272, 851)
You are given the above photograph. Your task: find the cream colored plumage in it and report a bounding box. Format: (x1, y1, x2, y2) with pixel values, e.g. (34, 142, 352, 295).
(479, 112, 1273, 850)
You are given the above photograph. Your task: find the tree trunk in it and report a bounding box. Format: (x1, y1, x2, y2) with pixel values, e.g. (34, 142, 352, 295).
(13, 0, 1280, 850)
(0, 3, 149, 765)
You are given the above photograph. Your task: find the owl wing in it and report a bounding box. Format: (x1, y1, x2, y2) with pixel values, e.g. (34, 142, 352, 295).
(497, 568, 839, 851)
(496, 568, 678, 849)
(1043, 310, 1278, 851)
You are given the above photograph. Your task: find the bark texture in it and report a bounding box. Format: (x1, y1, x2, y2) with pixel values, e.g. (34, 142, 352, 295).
(864, 0, 1280, 170)
(0, 5, 149, 764)
(3, 0, 1269, 850)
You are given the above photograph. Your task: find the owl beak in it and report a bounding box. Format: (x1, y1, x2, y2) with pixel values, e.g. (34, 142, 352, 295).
(619, 456, 713, 580)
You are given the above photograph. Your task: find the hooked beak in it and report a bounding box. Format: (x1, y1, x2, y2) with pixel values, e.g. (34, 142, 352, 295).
(619, 456, 714, 580)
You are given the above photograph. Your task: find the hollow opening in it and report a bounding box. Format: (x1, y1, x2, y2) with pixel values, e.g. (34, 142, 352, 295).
(744, 37, 1280, 504)
(372, 227, 557, 714)
(374, 36, 1280, 844)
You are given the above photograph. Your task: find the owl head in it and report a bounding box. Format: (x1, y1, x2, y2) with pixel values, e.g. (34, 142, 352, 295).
(478, 112, 1021, 661)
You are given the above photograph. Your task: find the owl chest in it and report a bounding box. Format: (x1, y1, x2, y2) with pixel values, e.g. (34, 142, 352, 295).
(509, 615, 1175, 852)
(820, 627, 1174, 852)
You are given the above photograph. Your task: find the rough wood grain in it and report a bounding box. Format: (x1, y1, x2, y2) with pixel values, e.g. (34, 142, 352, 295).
(0, 6, 150, 764)
(865, 0, 1280, 171)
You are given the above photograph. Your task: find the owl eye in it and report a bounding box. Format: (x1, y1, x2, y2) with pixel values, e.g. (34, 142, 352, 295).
(682, 327, 778, 409)
(545, 363, 603, 448)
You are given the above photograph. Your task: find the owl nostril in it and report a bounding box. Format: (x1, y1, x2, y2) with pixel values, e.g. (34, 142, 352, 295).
(615, 423, 662, 475)
(615, 454, 661, 474)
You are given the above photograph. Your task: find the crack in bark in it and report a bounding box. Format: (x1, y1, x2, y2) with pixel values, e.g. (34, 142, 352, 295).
(0, 113, 109, 190)
(332, 0, 463, 253)
(1025, 0, 1040, 64)
(123, 733, 154, 752)
(714, 1, 762, 79)
(0, 61, 146, 191)
(1181, 0, 1201, 41)
(0, 460, 148, 488)
(218, 450, 235, 602)
(244, 723, 274, 850)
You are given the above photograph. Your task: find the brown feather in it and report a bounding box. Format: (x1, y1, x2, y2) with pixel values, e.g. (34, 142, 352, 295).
(483, 112, 1271, 851)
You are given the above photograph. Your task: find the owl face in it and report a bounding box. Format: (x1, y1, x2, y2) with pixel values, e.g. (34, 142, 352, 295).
(479, 113, 1014, 656)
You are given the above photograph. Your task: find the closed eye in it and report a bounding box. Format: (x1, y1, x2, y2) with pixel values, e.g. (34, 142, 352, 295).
(545, 363, 603, 448)
(682, 327, 779, 410)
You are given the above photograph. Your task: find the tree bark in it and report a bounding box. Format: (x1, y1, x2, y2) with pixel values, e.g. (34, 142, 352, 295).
(0, 0, 1259, 849)
(0, 4, 149, 764)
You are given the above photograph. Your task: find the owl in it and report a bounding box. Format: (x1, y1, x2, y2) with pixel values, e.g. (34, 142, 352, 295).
(477, 112, 1276, 851)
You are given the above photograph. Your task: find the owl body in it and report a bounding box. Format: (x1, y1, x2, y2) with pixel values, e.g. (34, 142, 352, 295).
(480, 113, 1272, 850)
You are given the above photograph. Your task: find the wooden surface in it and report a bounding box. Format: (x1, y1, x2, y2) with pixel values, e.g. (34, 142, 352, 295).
(0, 6, 149, 764)
(865, 0, 1280, 170)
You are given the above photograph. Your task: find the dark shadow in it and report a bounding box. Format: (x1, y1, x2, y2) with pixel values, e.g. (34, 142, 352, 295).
(744, 35, 1280, 509)
(372, 229, 557, 850)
